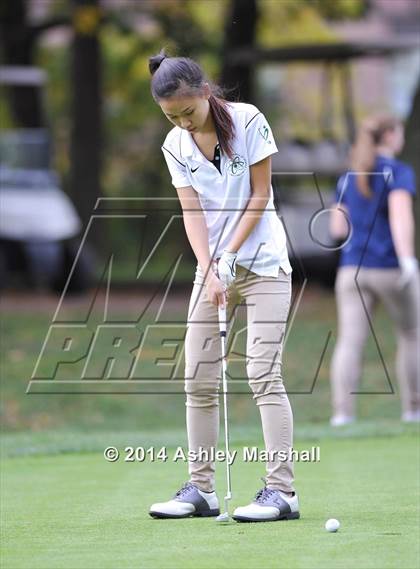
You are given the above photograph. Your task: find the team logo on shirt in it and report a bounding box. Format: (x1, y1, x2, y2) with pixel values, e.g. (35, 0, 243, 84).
(258, 125, 271, 144)
(226, 154, 247, 176)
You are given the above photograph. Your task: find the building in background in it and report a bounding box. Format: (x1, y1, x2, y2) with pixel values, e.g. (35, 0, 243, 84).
(332, 0, 420, 119)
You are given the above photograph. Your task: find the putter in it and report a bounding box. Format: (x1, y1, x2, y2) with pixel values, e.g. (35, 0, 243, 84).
(215, 293, 233, 523)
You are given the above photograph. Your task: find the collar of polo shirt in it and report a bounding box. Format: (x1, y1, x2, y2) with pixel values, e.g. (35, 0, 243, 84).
(180, 130, 217, 167)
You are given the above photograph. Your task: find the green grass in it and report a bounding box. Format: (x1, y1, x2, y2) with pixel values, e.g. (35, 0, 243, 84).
(1, 421, 419, 459)
(1, 434, 419, 569)
(1, 290, 419, 568)
(0, 291, 403, 432)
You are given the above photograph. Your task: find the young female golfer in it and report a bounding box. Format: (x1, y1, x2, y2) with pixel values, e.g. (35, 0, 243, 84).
(330, 115, 419, 426)
(148, 51, 299, 522)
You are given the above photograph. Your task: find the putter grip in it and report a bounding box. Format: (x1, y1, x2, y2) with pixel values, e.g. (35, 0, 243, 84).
(218, 305, 227, 336)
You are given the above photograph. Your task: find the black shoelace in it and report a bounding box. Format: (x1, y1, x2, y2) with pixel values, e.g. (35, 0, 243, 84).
(254, 486, 277, 504)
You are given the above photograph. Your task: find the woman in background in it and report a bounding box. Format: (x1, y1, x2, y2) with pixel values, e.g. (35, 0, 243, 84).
(329, 115, 419, 426)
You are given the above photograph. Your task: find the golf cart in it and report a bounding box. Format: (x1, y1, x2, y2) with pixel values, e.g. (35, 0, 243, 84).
(0, 66, 93, 293)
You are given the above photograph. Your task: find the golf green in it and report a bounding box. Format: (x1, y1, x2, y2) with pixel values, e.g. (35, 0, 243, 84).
(1, 434, 419, 569)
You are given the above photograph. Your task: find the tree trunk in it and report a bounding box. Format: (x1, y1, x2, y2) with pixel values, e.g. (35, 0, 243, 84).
(0, 0, 44, 127)
(219, 0, 258, 102)
(69, 0, 103, 248)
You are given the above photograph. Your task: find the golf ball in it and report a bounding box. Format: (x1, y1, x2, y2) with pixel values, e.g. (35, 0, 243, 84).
(325, 518, 340, 532)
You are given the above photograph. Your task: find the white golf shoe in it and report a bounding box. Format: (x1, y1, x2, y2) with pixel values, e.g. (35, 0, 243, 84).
(149, 482, 220, 519)
(401, 410, 420, 423)
(330, 414, 355, 427)
(233, 482, 300, 523)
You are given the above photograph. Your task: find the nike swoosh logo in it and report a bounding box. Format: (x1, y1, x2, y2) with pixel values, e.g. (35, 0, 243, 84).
(191, 166, 200, 173)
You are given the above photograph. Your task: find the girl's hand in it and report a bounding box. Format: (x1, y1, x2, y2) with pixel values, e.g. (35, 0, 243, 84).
(398, 256, 418, 289)
(204, 270, 227, 308)
(216, 250, 237, 288)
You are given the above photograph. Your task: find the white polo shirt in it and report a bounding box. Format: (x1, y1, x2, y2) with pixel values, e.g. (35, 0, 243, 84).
(161, 102, 292, 277)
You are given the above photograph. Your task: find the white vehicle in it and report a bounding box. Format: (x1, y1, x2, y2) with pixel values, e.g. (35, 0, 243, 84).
(0, 67, 93, 292)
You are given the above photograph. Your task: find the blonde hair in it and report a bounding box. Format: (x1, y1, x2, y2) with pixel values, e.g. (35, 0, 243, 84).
(350, 115, 402, 198)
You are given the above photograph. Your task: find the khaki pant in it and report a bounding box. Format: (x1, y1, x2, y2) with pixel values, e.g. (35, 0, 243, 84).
(184, 263, 295, 493)
(330, 265, 420, 418)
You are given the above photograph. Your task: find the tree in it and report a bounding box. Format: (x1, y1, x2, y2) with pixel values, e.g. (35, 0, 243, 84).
(0, 0, 67, 127)
(69, 0, 103, 243)
(219, 0, 258, 102)
(0, 0, 103, 249)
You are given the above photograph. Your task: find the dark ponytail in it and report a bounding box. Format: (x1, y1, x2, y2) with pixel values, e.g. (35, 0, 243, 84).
(149, 49, 235, 159)
(208, 91, 235, 160)
(148, 50, 167, 76)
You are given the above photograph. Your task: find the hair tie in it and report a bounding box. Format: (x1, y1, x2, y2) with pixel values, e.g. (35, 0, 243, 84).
(149, 52, 168, 76)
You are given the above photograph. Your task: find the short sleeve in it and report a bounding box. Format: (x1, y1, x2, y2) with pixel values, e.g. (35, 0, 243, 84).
(385, 163, 416, 197)
(245, 111, 278, 166)
(161, 145, 190, 189)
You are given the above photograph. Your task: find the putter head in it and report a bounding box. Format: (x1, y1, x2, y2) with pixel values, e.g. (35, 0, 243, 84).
(215, 495, 233, 522)
(215, 512, 231, 523)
